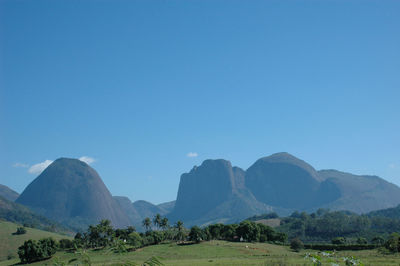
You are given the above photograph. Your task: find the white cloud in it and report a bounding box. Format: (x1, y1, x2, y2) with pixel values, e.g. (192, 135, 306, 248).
(187, 152, 198, 158)
(28, 160, 53, 175)
(389, 163, 397, 169)
(13, 162, 29, 168)
(79, 156, 95, 165)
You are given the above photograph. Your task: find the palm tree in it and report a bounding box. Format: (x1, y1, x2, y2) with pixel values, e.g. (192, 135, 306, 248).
(175, 220, 185, 241)
(160, 217, 169, 230)
(142, 217, 152, 232)
(153, 213, 162, 230)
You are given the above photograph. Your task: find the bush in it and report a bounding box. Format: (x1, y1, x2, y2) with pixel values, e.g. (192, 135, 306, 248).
(14, 227, 27, 235)
(356, 237, 368, 244)
(290, 238, 304, 252)
(128, 232, 142, 248)
(332, 237, 346, 245)
(18, 238, 57, 263)
(189, 226, 204, 243)
(304, 243, 377, 251)
(59, 239, 74, 250)
(385, 233, 400, 252)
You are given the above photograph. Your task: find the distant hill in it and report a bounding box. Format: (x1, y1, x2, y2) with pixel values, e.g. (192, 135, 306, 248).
(114, 197, 175, 231)
(0, 220, 71, 261)
(157, 200, 175, 214)
(16, 158, 130, 230)
(0, 184, 19, 202)
(0, 195, 67, 233)
(367, 204, 400, 219)
(316, 170, 400, 213)
(169, 159, 272, 226)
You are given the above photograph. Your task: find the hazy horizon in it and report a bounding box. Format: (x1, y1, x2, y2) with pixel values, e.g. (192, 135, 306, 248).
(1, 0, 399, 204)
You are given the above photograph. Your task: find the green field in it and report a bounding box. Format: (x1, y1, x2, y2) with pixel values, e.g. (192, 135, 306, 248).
(2, 239, 400, 265)
(0, 221, 71, 262)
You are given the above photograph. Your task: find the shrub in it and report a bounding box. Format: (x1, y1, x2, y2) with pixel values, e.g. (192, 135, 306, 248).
(290, 238, 304, 252)
(59, 239, 74, 250)
(385, 233, 400, 252)
(128, 232, 142, 248)
(332, 237, 346, 245)
(18, 238, 57, 263)
(189, 226, 204, 243)
(356, 237, 368, 244)
(14, 227, 27, 235)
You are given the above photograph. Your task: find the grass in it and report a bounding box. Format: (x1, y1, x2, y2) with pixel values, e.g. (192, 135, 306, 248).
(0, 220, 71, 262)
(1, 240, 400, 265)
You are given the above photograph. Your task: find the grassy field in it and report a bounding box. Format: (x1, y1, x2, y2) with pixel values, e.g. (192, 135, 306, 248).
(0, 220, 71, 262)
(1, 240, 400, 265)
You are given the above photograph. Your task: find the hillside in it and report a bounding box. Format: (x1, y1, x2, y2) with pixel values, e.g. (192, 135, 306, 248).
(368, 204, 400, 219)
(0, 196, 67, 233)
(0, 220, 71, 261)
(16, 158, 130, 230)
(317, 170, 400, 213)
(0, 184, 19, 202)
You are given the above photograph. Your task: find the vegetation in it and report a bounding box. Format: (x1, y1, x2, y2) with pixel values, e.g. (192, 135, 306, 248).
(18, 238, 57, 263)
(0, 220, 71, 261)
(7, 210, 400, 265)
(276, 209, 400, 243)
(0, 196, 67, 233)
(290, 238, 304, 252)
(14, 227, 27, 235)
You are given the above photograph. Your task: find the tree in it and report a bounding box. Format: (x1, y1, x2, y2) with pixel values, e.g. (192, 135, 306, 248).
(236, 221, 260, 242)
(153, 214, 162, 230)
(175, 220, 186, 241)
(143, 217, 152, 232)
(356, 237, 368, 244)
(88, 219, 114, 248)
(372, 236, 385, 246)
(189, 226, 203, 243)
(160, 217, 169, 230)
(332, 237, 346, 245)
(290, 238, 304, 252)
(128, 232, 142, 248)
(14, 227, 27, 235)
(18, 238, 57, 263)
(59, 239, 74, 250)
(385, 233, 400, 252)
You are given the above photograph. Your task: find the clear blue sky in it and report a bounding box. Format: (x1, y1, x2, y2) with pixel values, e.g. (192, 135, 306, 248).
(1, 0, 399, 204)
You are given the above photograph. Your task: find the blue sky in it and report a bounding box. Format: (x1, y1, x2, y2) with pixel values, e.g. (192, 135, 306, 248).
(1, 0, 399, 204)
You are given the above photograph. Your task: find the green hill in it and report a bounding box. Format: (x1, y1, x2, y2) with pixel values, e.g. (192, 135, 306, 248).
(0, 220, 71, 262)
(0, 196, 67, 233)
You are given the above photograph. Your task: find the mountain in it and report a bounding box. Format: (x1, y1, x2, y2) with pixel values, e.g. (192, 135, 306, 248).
(16, 158, 130, 230)
(169, 159, 272, 226)
(157, 200, 175, 214)
(244, 152, 400, 214)
(0, 195, 67, 233)
(318, 170, 400, 213)
(0, 184, 19, 202)
(170, 152, 400, 226)
(114, 197, 175, 231)
(245, 152, 340, 210)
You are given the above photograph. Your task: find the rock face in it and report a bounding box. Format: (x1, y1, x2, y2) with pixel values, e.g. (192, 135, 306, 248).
(244, 153, 400, 214)
(170, 153, 400, 225)
(17, 158, 130, 229)
(0, 184, 19, 202)
(169, 159, 272, 226)
(245, 152, 340, 210)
